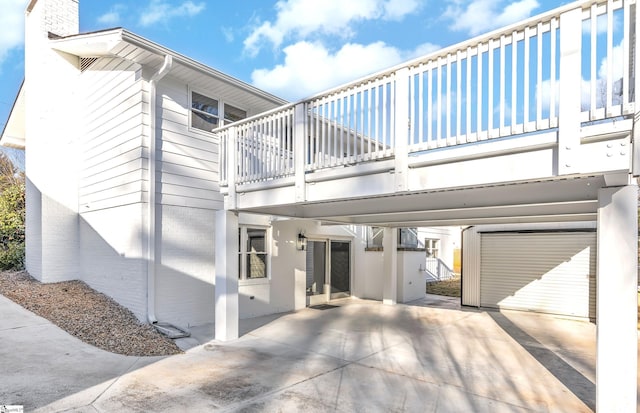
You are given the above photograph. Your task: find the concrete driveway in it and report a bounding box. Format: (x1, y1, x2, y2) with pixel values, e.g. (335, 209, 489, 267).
(1, 293, 635, 412)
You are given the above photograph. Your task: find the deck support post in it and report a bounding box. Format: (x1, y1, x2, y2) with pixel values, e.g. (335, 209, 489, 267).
(294, 103, 307, 202)
(596, 184, 638, 412)
(558, 8, 582, 175)
(383, 227, 398, 305)
(394, 67, 410, 192)
(215, 210, 239, 341)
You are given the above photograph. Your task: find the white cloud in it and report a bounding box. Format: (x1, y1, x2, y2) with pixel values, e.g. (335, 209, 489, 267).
(97, 5, 127, 26)
(582, 12, 621, 35)
(139, 0, 205, 27)
(251, 40, 439, 100)
(383, 0, 421, 20)
(244, 0, 420, 56)
(0, 0, 29, 67)
(98, 11, 120, 26)
(598, 41, 623, 81)
(221, 27, 234, 43)
(443, 0, 540, 36)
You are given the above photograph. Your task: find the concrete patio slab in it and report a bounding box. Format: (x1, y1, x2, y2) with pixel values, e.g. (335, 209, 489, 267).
(0, 295, 163, 412)
(2, 293, 638, 412)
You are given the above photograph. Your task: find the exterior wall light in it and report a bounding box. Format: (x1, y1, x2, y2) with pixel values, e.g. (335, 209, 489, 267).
(297, 232, 307, 251)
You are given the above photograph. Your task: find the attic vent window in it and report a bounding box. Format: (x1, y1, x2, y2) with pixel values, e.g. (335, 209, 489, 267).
(80, 57, 98, 72)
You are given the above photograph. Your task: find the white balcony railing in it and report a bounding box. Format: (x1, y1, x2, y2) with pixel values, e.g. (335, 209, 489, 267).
(218, 0, 637, 189)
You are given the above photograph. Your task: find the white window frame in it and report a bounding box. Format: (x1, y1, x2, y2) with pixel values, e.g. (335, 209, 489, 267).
(398, 227, 419, 248)
(366, 226, 384, 249)
(189, 89, 220, 134)
(425, 238, 440, 258)
(238, 225, 271, 284)
(189, 88, 248, 135)
(223, 102, 248, 125)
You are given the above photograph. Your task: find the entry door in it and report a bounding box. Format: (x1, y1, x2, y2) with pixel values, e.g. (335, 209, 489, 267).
(306, 240, 328, 306)
(306, 240, 351, 305)
(330, 241, 351, 299)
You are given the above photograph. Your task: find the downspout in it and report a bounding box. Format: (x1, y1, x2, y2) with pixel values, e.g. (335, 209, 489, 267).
(147, 55, 173, 324)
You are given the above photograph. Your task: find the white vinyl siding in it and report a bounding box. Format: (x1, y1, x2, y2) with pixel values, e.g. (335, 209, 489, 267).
(79, 57, 147, 210)
(157, 79, 223, 210)
(480, 232, 596, 319)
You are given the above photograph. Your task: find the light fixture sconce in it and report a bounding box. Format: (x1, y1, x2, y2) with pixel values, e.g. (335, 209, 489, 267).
(297, 232, 307, 251)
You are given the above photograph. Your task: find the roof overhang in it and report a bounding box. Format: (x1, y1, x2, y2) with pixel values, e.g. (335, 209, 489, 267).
(49, 29, 124, 57)
(50, 29, 287, 106)
(0, 82, 26, 150)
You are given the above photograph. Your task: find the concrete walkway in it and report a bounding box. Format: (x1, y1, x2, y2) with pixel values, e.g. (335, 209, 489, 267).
(1, 293, 636, 412)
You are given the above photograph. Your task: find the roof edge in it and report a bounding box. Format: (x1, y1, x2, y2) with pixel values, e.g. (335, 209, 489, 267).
(1, 81, 26, 150)
(50, 28, 288, 107)
(120, 30, 287, 106)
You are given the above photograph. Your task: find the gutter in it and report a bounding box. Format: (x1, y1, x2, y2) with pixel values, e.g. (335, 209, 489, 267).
(147, 54, 173, 324)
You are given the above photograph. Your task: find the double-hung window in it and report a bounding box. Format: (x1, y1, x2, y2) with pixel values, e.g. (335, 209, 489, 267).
(238, 227, 268, 280)
(191, 90, 247, 133)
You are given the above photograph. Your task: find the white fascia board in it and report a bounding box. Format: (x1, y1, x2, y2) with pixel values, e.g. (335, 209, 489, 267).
(49, 29, 125, 57)
(50, 29, 287, 107)
(119, 30, 287, 106)
(0, 82, 26, 149)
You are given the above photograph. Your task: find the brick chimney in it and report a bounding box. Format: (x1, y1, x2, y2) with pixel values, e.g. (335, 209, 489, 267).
(26, 0, 79, 38)
(23, 0, 81, 283)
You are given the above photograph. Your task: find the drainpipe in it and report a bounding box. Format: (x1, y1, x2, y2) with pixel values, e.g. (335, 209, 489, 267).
(147, 54, 173, 324)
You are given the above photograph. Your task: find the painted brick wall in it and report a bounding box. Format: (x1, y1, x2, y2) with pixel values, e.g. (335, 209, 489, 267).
(155, 205, 216, 328)
(40, 0, 78, 37)
(25, 0, 81, 282)
(79, 204, 148, 321)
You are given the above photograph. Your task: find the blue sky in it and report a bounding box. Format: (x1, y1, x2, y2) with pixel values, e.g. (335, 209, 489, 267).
(0, 0, 573, 151)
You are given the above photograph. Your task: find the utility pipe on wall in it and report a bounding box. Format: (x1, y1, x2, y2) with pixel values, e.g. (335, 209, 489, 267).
(147, 54, 173, 324)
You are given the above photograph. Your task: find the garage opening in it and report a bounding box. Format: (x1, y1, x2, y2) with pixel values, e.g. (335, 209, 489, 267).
(463, 228, 596, 320)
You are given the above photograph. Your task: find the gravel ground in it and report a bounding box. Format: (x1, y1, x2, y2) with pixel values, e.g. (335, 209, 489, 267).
(0, 270, 182, 356)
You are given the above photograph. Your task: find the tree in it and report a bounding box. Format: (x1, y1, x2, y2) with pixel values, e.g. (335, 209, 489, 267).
(0, 151, 25, 270)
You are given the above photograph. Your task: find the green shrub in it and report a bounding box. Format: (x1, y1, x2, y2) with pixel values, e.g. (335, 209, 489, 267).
(0, 242, 24, 270)
(0, 181, 25, 270)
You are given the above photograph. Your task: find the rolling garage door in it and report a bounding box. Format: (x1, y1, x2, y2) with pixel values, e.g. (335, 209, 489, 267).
(480, 231, 596, 318)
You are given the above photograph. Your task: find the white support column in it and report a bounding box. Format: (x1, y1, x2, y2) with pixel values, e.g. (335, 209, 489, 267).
(394, 67, 410, 192)
(558, 8, 582, 175)
(596, 185, 638, 412)
(215, 210, 239, 341)
(294, 103, 307, 202)
(383, 227, 398, 305)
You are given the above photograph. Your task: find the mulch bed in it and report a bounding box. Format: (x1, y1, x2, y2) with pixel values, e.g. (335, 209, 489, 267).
(0, 271, 181, 356)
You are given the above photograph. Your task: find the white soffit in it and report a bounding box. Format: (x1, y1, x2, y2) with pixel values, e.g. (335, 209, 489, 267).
(50, 29, 124, 57)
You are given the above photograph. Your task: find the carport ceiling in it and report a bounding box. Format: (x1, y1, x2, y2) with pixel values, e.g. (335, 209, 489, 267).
(241, 175, 603, 227)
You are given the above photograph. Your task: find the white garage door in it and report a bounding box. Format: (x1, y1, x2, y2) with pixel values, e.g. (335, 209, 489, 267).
(480, 231, 596, 318)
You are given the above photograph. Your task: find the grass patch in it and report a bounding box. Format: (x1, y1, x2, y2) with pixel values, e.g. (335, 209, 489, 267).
(426, 276, 461, 298)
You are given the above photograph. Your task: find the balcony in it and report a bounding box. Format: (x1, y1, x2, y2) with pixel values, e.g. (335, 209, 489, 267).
(217, 0, 638, 226)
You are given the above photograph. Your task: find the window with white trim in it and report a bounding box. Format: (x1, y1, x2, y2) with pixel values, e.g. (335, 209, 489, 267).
(425, 238, 440, 258)
(190, 90, 247, 133)
(224, 103, 247, 124)
(398, 228, 418, 248)
(366, 226, 384, 249)
(191, 91, 219, 132)
(238, 226, 268, 280)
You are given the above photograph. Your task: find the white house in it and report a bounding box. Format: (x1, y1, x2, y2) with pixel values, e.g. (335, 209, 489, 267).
(1, 0, 459, 329)
(2, 0, 639, 409)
